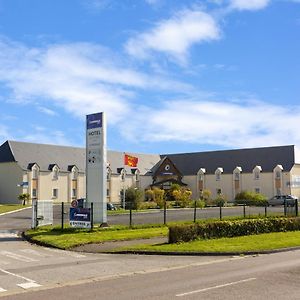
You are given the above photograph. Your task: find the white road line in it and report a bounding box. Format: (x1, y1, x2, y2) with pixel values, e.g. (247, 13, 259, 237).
(43, 247, 86, 258)
(0, 287, 7, 293)
(0, 267, 37, 282)
(0, 267, 41, 289)
(17, 282, 42, 289)
(176, 278, 256, 297)
(0, 251, 38, 262)
(19, 249, 47, 257)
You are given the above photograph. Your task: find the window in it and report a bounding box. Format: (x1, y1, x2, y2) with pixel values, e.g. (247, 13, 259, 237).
(276, 188, 281, 196)
(72, 188, 77, 198)
(275, 171, 281, 179)
(255, 188, 260, 194)
(121, 170, 126, 182)
(199, 174, 204, 181)
(254, 172, 260, 180)
(71, 168, 78, 180)
(216, 188, 222, 195)
(216, 173, 221, 181)
(32, 188, 37, 198)
(234, 173, 240, 180)
(52, 188, 58, 198)
(107, 169, 111, 180)
(135, 172, 140, 182)
(32, 168, 38, 179)
(107, 189, 110, 196)
(52, 167, 59, 180)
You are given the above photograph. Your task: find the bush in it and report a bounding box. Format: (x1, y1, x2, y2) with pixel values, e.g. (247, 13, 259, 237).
(212, 194, 227, 207)
(138, 201, 159, 210)
(125, 187, 144, 210)
(168, 217, 300, 243)
(18, 193, 30, 205)
(152, 188, 165, 208)
(235, 191, 267, 206)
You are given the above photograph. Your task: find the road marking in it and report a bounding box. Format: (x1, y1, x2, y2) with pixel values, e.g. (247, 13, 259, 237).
(0, 267, 41, 290)
(19, 249, 47, 257)
(0, 287, 7, 293)
(176, 277, 256, 297)
(0, 251, 38, 262)
(17, 282, 42, 289)
(43, 247, 86, 258)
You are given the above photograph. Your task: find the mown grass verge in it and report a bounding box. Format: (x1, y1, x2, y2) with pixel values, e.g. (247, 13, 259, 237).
(113, 231, 300, 253)
(25, 225, 168, 249)
(0, 204, 30, 214)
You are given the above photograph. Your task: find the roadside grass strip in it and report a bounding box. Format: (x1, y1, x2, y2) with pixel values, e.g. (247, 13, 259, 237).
(113, 231, 300, 253)
(0, 204, 30, 214)
(25, 226, 168, 249)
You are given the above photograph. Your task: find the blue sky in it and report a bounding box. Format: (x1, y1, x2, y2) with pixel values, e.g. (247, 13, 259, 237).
(0, 0, 299, 154)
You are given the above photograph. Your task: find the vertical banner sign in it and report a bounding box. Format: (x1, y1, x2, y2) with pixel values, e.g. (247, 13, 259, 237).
(86, 112, 107, 224)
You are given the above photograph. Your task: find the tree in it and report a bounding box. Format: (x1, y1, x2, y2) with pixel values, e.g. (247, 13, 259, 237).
(18, 193, 30, 205)
(125, 187, 144, 210)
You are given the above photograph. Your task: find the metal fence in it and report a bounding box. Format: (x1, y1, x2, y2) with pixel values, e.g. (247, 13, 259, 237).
(53, 200, 299, 229)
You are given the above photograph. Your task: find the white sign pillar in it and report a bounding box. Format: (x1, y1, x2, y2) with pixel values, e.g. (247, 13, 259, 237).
(86, 112, 107, 225)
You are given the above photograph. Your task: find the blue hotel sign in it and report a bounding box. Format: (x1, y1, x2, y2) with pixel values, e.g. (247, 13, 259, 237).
(69, 208, 91, 228)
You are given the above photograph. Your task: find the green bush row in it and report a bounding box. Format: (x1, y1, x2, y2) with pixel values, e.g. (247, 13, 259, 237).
(235, 190, 267, 206)
(168, 217, 300, 243)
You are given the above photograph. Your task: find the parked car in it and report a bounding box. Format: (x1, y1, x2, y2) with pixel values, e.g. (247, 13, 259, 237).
(107, 202, 117, 210)
(268, 195, 298, 206)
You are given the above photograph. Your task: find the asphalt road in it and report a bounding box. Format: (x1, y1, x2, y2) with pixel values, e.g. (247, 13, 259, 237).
(0, 231, 299, 299)
(0, 208, 299, 299)
(0, 205, 286, 231)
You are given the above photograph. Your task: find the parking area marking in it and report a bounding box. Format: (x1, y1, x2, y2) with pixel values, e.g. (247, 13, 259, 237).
(176, 277, 256, 297)
(17, 282, 42, 289)
(0, 251, 38, 262)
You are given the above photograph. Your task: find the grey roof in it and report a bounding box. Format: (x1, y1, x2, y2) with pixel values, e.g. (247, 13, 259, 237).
(162, 145, 295, 175)
(0, 141, 161, 175)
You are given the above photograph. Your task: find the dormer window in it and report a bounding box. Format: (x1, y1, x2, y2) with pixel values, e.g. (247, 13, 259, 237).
(134, 169, 140, 182)
(120, 169, 126, 182)
(233, 167, 242, 181)
(32, 165, 39, 179)
(52, 166, 59, 180)
(71, 167, 78, 180)
(107, 168, 111, 181)
(253, 166, 262, 180)
(215, 168, 223, 181)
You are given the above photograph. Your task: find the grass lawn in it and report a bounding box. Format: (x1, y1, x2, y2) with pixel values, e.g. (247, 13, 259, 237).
(0, 204, 30, 214)
(116, 231, 300, 253)
(25, 225, 168, 249)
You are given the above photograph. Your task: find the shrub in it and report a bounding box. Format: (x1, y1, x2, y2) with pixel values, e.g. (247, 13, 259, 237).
(172, 187, 192, 208)
(138, 201, 159, 210)
(212, 194, 227, 207)
(235, 191, 267, 206)
(125, 187, 144, 210)
(153, 188, 165, 208)
(168, 217, 300, 243)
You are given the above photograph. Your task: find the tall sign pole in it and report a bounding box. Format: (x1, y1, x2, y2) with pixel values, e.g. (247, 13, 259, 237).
(86, 112, 107, 225)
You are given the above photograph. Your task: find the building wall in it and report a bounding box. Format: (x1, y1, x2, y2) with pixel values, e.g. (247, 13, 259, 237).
(0, 162, 24, 204)
(290, 164, 300, 198)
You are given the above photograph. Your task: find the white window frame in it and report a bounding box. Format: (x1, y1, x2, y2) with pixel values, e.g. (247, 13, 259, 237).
(52, 166, 59, 180)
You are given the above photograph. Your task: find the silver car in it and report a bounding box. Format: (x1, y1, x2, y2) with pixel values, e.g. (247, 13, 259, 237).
(268, 195, 298, 206)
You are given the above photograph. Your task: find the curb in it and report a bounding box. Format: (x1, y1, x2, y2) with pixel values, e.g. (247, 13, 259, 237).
(105, 246, 300, 256)
(0, 206, 32, 217)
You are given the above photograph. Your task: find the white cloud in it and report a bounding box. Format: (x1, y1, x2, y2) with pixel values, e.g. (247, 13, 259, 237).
(0, 39, 190, 124)
(23, 128, 73, 146)
(122, 99, 300, 149)
(125, 9, 221, 63)
(37, 106, 58, 116)
(230, 0, 270, 11)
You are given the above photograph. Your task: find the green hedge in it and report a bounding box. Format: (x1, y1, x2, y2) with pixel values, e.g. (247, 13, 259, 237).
(235, 191, 267, 206)
(168, 217, 300, 243)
